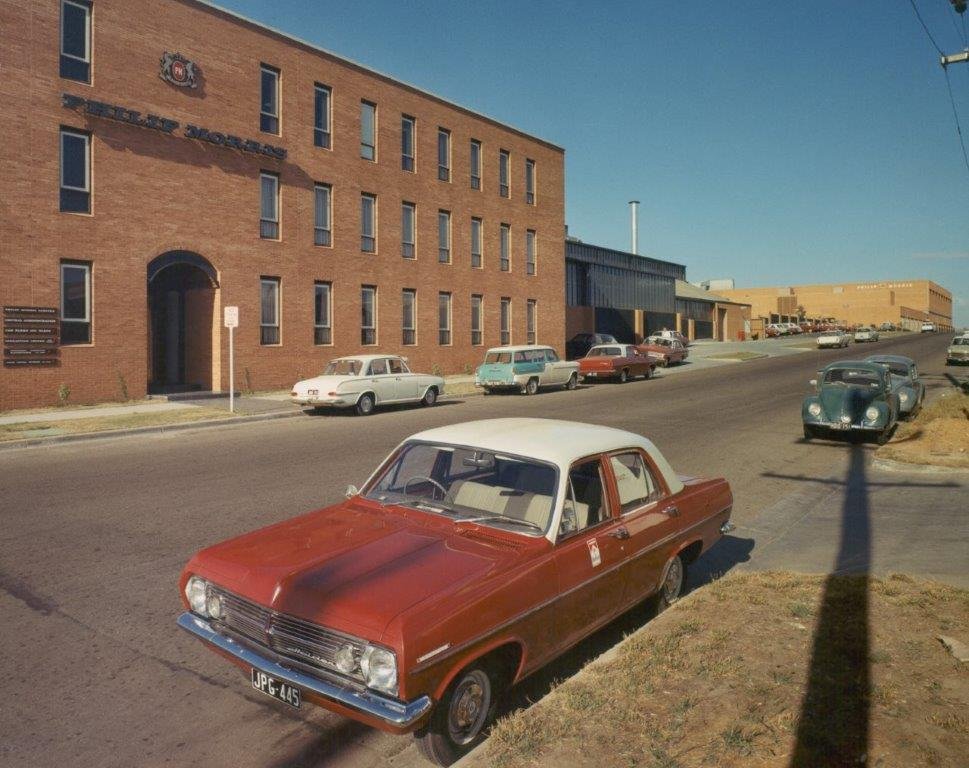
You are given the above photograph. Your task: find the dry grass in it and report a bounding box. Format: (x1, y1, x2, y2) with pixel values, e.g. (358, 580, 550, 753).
(0, 407, 232, 442)
(878, 391, 969, 469)
(467, 572, 969, 768)
(705, 351, 769, 362)
(444, 380, 483, 398)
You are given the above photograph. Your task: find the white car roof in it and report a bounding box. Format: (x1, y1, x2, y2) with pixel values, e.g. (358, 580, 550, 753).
(484, 345, 554, 354)
(403, 418, 685, 495)
(330, 354, 404, 363)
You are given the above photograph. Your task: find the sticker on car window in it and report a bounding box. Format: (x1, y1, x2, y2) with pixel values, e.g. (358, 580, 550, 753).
(587, 538, 601, 568)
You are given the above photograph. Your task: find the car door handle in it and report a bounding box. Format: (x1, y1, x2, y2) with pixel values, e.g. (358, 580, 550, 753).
(608, 526, 630, 540)
(662, 505, 680, 517)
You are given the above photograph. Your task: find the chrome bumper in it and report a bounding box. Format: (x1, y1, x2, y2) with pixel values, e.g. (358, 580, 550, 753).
(177, 612, 432, 729)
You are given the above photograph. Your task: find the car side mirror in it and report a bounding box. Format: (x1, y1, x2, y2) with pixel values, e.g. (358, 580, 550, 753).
(345, 484, 359, 499)
(559, 504, 577, 536)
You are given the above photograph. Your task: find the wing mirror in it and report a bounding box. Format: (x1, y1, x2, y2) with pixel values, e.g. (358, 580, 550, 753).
(559, 504, 578, 536)
(345, 484, 359, 498)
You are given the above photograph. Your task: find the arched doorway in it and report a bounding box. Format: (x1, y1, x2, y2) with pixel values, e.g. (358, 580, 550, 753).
(147, 251, 219, 393)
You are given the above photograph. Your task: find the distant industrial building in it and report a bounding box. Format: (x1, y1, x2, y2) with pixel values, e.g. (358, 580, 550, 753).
(717, 280, 953, 332)
(674, 281, 751, 341)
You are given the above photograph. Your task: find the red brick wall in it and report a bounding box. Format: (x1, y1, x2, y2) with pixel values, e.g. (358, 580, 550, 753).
(0, 0, 565, 409)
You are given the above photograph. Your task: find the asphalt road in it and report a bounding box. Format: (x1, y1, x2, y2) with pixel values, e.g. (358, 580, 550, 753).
(0, 332, 958, 768)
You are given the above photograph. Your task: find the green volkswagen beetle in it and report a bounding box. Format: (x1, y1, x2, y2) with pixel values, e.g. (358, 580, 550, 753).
(802, 361, 900, 444)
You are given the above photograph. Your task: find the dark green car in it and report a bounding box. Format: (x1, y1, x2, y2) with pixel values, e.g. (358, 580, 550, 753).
(802, 361, 900, 444)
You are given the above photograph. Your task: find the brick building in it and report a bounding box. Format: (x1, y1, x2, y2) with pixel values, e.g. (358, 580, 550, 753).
(0, 0, 565, 410)
(718, 280, 953, 332)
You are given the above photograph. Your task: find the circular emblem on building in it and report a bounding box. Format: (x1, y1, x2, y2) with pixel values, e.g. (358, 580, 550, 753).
(160, 52, 199, 89)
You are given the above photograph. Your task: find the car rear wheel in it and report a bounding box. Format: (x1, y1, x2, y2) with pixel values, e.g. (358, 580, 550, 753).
(355, 393, 375, 416)
(643, 366, 652, 380)
(523, 378, 539, 396)
(618, 368, 628, 384)
(415, 665, 497, 767)
(421, 387, 438, 407)
(652, 554, 685, 613)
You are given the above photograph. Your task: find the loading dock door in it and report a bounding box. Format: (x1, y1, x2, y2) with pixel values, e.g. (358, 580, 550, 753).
(594, 308, 636, 343)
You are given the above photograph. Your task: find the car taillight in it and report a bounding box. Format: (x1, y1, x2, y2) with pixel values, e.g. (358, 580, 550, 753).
(328, 391, 340, 396)
(290, 391, 298, 396)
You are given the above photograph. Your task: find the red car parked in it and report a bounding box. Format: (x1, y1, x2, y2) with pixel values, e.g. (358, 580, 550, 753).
(636, 336, 689, 366)
(579, 343, 657, 383)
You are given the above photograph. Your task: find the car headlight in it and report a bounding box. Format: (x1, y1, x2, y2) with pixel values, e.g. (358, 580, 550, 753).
(185, 575, 209, 615)
(865, 407, 879, 421)
(899, 392, 909, 403)
(360, 645, 397, 694)
(808, 402, 822, 417)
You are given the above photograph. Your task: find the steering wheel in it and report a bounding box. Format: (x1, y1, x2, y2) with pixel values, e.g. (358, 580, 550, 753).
(402, 475, 453, 504)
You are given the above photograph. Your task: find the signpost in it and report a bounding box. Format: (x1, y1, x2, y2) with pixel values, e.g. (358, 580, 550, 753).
(223, 306, 238, 413)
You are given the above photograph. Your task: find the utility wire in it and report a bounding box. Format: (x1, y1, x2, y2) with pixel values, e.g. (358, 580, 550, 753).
(907, 0, 944, 54)
(947, 2, 968, 47)
(943, 67, 969, 177)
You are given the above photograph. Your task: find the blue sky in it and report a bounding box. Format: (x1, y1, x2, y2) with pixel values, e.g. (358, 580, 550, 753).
(218, 0, 969, 326)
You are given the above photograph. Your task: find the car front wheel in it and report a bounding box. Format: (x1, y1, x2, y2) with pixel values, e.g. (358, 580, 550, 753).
(565, 373, 578, 390)
(415, 666, 497, 767)
(618, 368, 628, 384)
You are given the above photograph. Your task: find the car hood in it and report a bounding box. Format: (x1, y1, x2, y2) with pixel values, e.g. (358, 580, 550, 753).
(293, 374, 359, 393)
(186, 501, 508, 639)
(819, 385, 882, 422)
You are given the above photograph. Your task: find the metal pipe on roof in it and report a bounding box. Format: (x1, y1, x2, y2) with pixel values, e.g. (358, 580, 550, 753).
(629, 200, 640, 255)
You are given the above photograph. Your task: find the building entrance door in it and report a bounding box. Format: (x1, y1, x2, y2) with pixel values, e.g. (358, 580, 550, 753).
(147, 252, 218, 394)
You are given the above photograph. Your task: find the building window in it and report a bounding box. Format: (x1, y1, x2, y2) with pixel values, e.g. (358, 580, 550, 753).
(401, 202, 415, 259)
(438, 210, 451, 263)
(260, 277, 280, 345)
(402, 289, 416, 345)
(526, 230, 537, 275)
(500, 297, 511, 345)
(60, 128, 90, 213)
(438, 292, 452, 345)
(437, 128, 450, 181)
(259, 172, 279, 239)
(314, 183, 331, 246)
(527, 299, 537, 344)
(499, 149, 510, 198)
(500, 223, 511, 271)
(361, 285, 377, 345)
(401, 115, 415, 171)
(314, 282, 332, 345)
(360, 101, 376, 160)
(470, 139, 481, 190)
(260, 64, 280, 134)
(525, 159, 536, 205)
(60, 261, 90, 345)
(471, 294, 483, 346)
(470, 217, 482, 269)
(314, 84, 331, 149)
(60, 0, 91, 83)
(361, 193, 376, 252)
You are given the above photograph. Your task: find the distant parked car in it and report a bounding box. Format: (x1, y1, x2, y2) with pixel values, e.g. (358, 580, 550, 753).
(802, 361, 900, 444)
(817, 329, 850, 349)
(853, 327, 879, 343)
(578, 344, 656, 383)
(921, 322, 936, 333)
(783, 322, 803, 335)
(652, 329, 691, 346)
(566, 333, 618, 360)
(637, 336, 689, 367)
(291, 355, 444, 416)
(947, 335, 969, 365)
(865, 355, 924, 419)
(799, 321, 817, 333)
(878, 322, 896, 332)
(475, 345, 579, 395)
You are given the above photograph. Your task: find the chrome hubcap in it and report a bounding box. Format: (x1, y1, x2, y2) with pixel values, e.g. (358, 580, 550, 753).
(664, 559, 682, 602)
(448, 672, 490, 745)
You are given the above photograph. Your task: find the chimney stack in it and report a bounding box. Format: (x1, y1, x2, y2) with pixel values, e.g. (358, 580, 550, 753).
(628, 200, 640, 255)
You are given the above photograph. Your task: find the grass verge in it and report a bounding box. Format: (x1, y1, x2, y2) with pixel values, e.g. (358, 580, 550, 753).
(878, 390, 969, 469)
(705, 351, 769, 362)
(468, 572, 969, 768)
(0, 407, 233, 442)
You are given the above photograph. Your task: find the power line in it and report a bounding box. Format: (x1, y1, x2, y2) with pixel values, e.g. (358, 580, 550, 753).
(943, 67, 969, 177)
(947, 1, 968, 46)
(908, 0, 944, 54)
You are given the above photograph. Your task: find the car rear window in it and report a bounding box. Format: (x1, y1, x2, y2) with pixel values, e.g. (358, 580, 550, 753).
(485, 352, 512, 364)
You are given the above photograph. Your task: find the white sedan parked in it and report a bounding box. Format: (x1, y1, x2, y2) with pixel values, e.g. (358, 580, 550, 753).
(817, 330, 850, 349)
(853, 327, 879, 343)
(291, 355, 444, 415)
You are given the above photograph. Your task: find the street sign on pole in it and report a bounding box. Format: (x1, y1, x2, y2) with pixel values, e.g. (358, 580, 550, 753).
(224, 306, 238, 413)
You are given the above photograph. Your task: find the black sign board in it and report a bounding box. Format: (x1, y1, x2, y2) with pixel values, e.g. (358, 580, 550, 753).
(3, 307, 60, 367)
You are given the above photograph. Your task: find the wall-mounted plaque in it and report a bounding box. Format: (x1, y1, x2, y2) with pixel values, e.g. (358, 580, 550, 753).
(3, 307, 60, 367)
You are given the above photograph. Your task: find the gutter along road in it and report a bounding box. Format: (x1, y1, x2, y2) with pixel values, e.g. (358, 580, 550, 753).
(0, 332, 959, 768)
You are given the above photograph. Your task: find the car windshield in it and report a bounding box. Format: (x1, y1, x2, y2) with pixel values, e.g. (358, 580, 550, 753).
(588, 346, 622, 357)
(875, 362, 909, 377)
(823, 368, 883, 388)
(484, 352, 513, 364)
(323, 359, 363, 376)
(365, 441, 558, 535)
(953, 338, 969, 346)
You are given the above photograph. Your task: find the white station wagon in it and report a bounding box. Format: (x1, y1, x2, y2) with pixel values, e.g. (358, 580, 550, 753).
(817, 330, 850, 349)
(474, 345, 580, 395)
(291, 355, 444, 415)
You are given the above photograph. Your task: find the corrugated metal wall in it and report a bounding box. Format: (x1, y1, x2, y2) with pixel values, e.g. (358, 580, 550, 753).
(675, 298, 714, 322)
(566, 241, 682, 313)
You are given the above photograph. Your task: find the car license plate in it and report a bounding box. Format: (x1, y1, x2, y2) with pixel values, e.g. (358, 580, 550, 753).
(251, 668, 301, 708)
(307, 389, 318, 396)
(837, 422, 851, 430)
(487, 381, 501, 386)
(586, 372, 597, 378)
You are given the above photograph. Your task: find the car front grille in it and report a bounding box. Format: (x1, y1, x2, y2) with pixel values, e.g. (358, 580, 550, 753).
(210, 586, 368, 680)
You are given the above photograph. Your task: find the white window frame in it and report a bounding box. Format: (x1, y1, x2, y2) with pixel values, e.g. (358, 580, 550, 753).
(470, 139, 481, 190)
(470, 217, 482, 269)
(525, 159, 536, 204)
(402, 202, 416, 259)
(260, 277, 281, 345)
(260, 171, 279, 239)
(402, 289, 417, 346)
(314, 282, 332, 346)
(60, 262, 90, 322)
(401, 115, 416, 171)
(438, 292, 452, 346)
(361, 193, 377, 253)
(61, 0, 91, 68)
(500, 297, 511, 346)
(527, 299, 537, 345)
(526, 229, 537, 275)
(438, 210, 451, 264)
(500, 223, 511, 271)
(471, 294, 483, 346)
(438, 128, 451, 182)
(361, 285, 378, 345)
(360, 100, 377, 161)
(499, 149, 510, 198)
(60, 129, 90, 192)
(314, 183, 331, 246)
(314, 83, 331, 149)
(260, 64, 280, 135)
